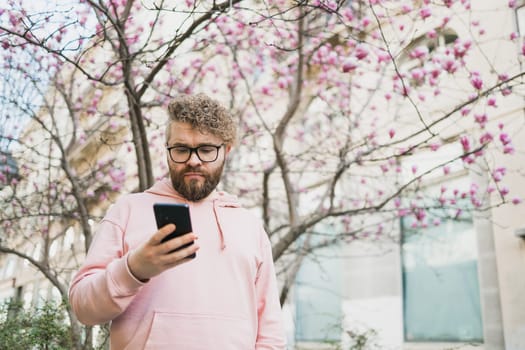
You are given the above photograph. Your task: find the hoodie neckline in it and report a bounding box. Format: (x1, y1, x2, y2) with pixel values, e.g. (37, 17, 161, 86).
(145, 178, 240, 251)
(145, 178, 239, 205)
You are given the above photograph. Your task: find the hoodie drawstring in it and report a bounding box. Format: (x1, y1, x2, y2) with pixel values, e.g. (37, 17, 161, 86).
(212, 199, 226, 250)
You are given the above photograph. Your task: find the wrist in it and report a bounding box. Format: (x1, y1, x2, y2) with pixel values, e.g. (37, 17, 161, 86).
(126, 252, 149, 283)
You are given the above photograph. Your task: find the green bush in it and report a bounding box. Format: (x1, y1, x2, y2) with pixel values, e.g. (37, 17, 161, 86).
(0, 299, 73, 350)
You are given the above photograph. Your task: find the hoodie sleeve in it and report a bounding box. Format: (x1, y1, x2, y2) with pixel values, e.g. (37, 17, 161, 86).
(68, 201, 146, 326)
(255, 226, 287, 349)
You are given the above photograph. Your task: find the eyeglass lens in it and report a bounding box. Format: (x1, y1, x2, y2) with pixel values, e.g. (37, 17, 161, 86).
(168, 145, 221, 163)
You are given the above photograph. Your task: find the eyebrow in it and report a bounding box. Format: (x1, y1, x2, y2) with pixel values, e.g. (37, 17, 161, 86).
(168, 142, 220, 147)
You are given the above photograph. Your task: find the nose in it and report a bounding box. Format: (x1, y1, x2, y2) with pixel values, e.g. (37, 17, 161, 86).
(186, 149, 202, 166)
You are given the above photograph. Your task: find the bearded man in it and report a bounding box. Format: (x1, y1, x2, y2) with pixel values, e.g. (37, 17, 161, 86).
(69, 93, 286, 350)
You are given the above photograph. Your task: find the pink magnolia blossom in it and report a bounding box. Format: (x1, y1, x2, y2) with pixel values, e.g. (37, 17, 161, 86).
(479, 132, 493, 144)
(460, 135, 470, 152)
(342, 8, 354, 22)
(462, 155, 475, 164)
(409, 46, 429, 60)
(499, 133, 511, 145)
(492, 171, 503, 182)
(461, 107, 471, 116)
(454, 39, 472, 58)
(495, 166, 507, 176)
(512, 198, 522, 205)
(470, 183, 479, 196)
(376, 50, 390, 64)
(441, 58, 458, 73)
(419, 7, 431, 19)
(429, 143, 440, 151)
(470, 72, 483, 90)
(502, 88, 512, 96)
(474, 113, 487, 128)
(471, 198, 482, 208)
(354, 44, 369, 60)
(261, 85, 272, 95)
(414, 208, 426, 222)
(398, 209, 409, 217)
(361, 17, 371, 28)
(427, 29, 437, 39)
(498, 73, 509, 81)
(277, 76, 289, 89)
(503, 144, 515, 154)
(321, 0, 338, 11)
(342, 57, 358, 72)
(401, 5, 412, 14)
(410, 67, 426, 83)
(394, 197, 401, 207)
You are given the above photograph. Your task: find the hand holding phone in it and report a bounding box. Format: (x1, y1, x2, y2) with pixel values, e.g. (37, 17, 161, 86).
(153, 203, 196, 259)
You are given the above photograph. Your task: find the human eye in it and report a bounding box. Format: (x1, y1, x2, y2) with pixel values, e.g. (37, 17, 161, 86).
(198, 145, 216, 154)
(172, 146, 190, 155)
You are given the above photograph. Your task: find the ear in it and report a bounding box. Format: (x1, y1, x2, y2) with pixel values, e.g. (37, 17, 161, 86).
(224, 143, 232, 156)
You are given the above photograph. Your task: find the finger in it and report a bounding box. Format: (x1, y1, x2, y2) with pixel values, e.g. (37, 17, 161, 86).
(162, 242, 200, 266)
(159, 232, 198, 254)
(150, 224, 176, 245)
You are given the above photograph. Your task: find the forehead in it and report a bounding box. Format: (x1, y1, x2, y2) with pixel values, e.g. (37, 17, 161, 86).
(167, 121, 222, 145)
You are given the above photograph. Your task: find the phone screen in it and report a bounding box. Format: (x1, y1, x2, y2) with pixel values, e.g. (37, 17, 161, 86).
(153, 203, 195, 258)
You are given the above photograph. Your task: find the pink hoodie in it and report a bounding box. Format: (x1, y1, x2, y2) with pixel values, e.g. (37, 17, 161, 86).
(69, 179, 286, 349)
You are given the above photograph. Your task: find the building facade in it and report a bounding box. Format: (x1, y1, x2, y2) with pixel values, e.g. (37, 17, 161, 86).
(0, 1, 524, 349)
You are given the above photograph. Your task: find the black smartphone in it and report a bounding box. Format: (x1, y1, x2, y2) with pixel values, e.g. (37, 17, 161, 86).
(153, 203, 196, 258)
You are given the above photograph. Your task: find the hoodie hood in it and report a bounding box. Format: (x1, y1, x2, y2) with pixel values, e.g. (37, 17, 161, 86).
(145, 178, 240, 206)
(145, 178, 240, 250)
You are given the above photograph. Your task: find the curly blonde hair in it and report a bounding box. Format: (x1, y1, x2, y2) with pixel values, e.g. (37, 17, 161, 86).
(166, 93, 237, 145)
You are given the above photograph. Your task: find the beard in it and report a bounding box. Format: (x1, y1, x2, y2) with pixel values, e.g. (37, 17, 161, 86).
(169, 162, 224, 202)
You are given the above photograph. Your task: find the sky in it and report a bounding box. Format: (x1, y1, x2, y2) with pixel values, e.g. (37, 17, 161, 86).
(0, 0, 96, 151)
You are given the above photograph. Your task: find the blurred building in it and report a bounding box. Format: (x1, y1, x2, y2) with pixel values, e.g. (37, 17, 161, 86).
(0, 1, 524, 350)
(289, 2, 525, 350)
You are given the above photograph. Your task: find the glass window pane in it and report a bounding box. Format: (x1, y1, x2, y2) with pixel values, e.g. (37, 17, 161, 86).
(516, 5, 525, 34)
(402, 207, 483, 342)
(295, 241, 342, 342)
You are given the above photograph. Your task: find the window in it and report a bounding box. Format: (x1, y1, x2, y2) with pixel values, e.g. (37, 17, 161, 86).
(294, 228, 342, 343)
(49, 239, 59, 257)
(398, 28, 458, 72)
(22, 284, 34, 307)
(401, 199, 483, 342)
(2, 257, 16, 279)
(64, 226, 75, 248)
(516, 4, 525, 35)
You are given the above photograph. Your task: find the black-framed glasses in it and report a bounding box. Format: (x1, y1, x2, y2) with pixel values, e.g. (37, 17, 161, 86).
(166, 144, 224, 163)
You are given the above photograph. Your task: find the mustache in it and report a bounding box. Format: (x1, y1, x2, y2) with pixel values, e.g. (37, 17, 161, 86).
(182, 165, 205, 173)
